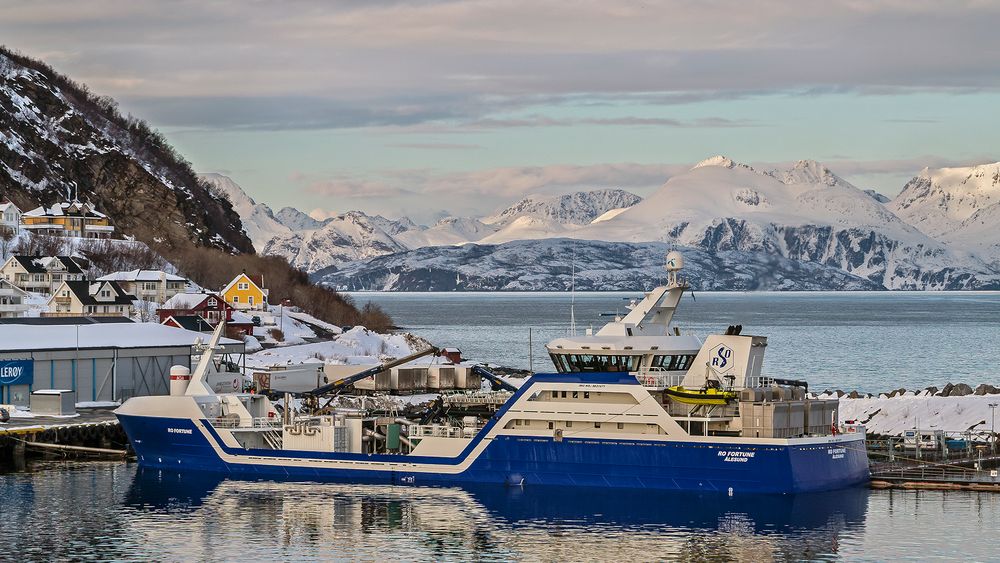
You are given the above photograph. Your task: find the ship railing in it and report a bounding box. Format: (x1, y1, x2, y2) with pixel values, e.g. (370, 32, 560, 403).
(209, 416, 284, 429)
(741, 376, 776, 389)
(634, 369, 687, 390)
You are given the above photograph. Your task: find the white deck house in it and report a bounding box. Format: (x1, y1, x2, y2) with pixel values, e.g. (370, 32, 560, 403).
(0, 278, 29, 318)
(46, 280, 136, 317)
(0, 255, 88, 295)
(0, 200, 21, 235)
(96, 270, 188, 304)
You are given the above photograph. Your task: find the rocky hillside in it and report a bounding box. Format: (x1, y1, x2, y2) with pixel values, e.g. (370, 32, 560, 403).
(0, 47, 252, 253)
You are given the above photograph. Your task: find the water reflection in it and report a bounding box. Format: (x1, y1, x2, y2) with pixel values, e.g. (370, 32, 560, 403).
(121, 467, 869, 561)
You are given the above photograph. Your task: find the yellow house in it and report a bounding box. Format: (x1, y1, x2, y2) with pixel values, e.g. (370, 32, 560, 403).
(21, 201, 115, 239)
(221, 273, 268, 310)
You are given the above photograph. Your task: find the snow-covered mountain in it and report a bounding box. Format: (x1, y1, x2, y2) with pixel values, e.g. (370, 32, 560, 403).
(553, 157, 997, 289)
(218, 156, 1000, 291)
(262, 211, 409, 272)
(483, 189, 642, 226)
(222, 177, 645, 267)
(890, 163, 1000, 238)
(394, 216, 497, 248)
(317, 239, 884, 291)
(200, 173, 292, 250)
(890, 162, 1000, 264)
(274, 206, 327, 231)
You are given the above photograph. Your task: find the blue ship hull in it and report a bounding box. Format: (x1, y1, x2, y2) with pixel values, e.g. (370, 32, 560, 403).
(117, 413, 869, 494)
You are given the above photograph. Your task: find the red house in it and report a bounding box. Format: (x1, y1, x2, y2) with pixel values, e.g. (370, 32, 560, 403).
(158, 291, 231, 324)
(157, 291, 254, 337)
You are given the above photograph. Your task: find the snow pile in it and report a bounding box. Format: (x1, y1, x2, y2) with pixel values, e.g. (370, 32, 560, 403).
(251, 306, 318, 346)
(285, 310, 343, 335)
(245, 327, 419, 369)
(838, 394, 1000, 436)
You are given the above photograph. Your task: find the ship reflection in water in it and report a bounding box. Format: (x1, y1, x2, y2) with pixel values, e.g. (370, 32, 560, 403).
(123, 467, 868, 561)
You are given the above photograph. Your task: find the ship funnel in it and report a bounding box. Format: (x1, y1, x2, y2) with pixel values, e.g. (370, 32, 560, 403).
(169, 365, 192, 396)
(665, 251, 684, 286)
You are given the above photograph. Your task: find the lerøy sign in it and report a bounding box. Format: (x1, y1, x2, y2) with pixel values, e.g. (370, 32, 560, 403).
(0, 360, 33, 386)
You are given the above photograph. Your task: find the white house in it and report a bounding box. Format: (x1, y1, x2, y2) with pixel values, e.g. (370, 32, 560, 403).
(0, 199, 21, 235)
(46, 280, 136, 317)
(0, 255, 88, 295)
(0, 278, 29, 318)
(96, 269, 188, 304)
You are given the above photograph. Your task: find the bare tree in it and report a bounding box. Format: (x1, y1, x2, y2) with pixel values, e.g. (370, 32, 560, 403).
(0, 226, 14, 261)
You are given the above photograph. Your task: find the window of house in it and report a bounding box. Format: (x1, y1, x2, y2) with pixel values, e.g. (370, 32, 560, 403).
(238, 282, 249, 290)
(207, 298, 217, 307)
(248, 296, 254, 306)
(233, 296, 239, 303)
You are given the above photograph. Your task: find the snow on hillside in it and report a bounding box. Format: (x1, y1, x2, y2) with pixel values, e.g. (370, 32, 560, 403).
(318, 238, 884, 291)
(561, 157, 1000, 289)
(274, 206, 327, 231)
(200, 173, 291, 251)
(890, 162, 1000, 239)
(890, 162, 1000, 264)
(262, 211, 408, 272)
(483, 189, 643, 226)
(394, 216, 497, 248)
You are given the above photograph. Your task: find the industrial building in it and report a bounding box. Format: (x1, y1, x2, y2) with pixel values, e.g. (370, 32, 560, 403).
(0, 321, 244, 407)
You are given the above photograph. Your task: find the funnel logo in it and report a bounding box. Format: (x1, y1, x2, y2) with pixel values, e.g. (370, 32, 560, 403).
(710, 345, 733, 370)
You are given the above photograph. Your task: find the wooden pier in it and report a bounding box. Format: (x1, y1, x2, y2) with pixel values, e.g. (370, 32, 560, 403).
(0, 408, 128, 468)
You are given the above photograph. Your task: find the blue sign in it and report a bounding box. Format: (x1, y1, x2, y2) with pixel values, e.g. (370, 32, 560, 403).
(0, 360, 33, 386)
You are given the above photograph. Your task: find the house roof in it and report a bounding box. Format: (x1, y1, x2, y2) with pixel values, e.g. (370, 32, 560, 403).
(0, 316, 134, 325)
(60, 280, 136, 306)
(163, 315, 215, 332)
(0, 278, 29, 296)
(221, 272, 268, 296)
(23, 201, 108, 219)
(161, 291, 224, 310)
(10, 255, 86, 274)
(0, 323, 243, 352)
(97, 269, 187, 283)
(0, 200, 21, 214)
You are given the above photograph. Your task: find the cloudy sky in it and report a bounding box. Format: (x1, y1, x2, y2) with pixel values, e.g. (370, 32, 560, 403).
(3, 0, 999, 222)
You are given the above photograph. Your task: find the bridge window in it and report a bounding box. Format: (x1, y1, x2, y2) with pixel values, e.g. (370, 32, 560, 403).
(650, 354, 698, 371)
(552, 354, 642, 372)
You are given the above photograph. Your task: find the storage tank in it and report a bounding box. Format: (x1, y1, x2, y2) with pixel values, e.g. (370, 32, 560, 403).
(169, 365, 192, 396)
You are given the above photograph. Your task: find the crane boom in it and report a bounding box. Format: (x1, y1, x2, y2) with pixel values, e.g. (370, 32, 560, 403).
(306, 346, 440, 397)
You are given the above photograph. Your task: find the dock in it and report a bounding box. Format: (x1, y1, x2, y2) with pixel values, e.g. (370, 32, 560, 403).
(0, 407, 128, 467)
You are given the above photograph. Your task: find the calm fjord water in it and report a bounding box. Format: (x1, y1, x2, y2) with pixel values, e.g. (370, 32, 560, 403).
(3, 461, 1000, 562)
(349, 291, 1000, 394)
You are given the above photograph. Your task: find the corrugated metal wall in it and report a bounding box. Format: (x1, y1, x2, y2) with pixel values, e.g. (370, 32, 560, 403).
(0, 346, 194, 407)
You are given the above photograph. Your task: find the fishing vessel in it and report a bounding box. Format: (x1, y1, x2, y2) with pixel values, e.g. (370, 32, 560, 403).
(116, 253, 869, 494)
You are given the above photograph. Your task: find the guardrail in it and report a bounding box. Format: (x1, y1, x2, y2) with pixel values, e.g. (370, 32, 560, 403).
(209, 416, 283, 429)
